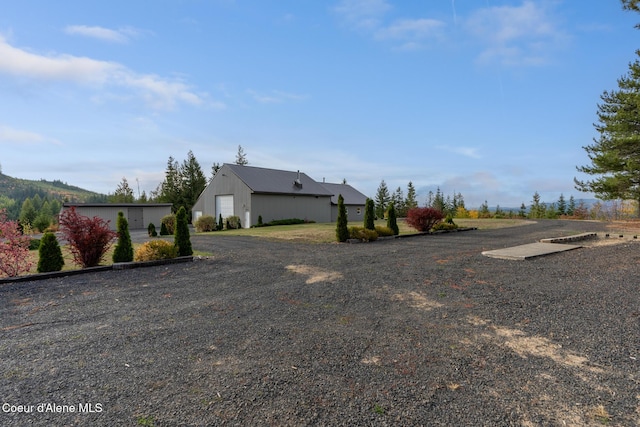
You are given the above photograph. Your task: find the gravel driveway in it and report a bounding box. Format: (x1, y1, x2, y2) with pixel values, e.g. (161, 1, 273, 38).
(1, 220, 638, 426)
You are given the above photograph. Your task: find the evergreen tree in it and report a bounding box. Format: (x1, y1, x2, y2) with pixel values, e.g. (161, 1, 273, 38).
(432, 188, 446, 213)
(110, 177, 135, 203)
(174, 206, 193, 256)
(37, 232, 64, 273)
(529, 191, 543, 219)
(576, 50, 640, 216)
(567, 195, 576, 216)
(336, 194, 349, 242)
(479, 200, 491, 218)
(519, 203, 527, 218)
(387, 202, 399, 235)
(113, 211, 134, 263)
(557, 194, 567, 216)
(374, 180, 391, 219)
(211, 162, 221, 181)
(404, 181, 418, 214)
(19, 198, 37, 227)
(364, 198, 375, 230)
(235, 145, 249, 165)
(391, 187, 405, 217)
(180, 150, 208, 219)
(158, 156, 181, 211)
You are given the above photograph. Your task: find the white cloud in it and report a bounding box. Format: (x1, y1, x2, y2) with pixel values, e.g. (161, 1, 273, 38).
(246, 89, 307, 104)
(436, 145, 482, 159)
(375, 18, 445, 50)
(465, 1, 568, 66)
(0, 125, 60, 146)
(64, 25, 139, 43)
(333, 0, 391, 29)
(0, 35, 210, 110)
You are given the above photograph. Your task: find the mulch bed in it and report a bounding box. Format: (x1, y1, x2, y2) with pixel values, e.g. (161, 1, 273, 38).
(1, 220, 638, 426)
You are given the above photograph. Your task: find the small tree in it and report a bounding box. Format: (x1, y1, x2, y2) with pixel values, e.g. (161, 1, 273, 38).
(148, 222, 157, 237)
(217, 213, 224, 231)
(336, 194, 349, 242)
(364, 198, 375, 230)
(405, 207, 444, 232)
(59, 207, 117, 268)
(0, 209, 32, 277)
(37, 232, 64, 273)
(174, 206, 193, 256)
(113, 211, 134, 263)
(387, 203, 399, 235)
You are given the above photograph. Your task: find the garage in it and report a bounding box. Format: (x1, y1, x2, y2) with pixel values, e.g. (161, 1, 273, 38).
(215, 195, 234, 219)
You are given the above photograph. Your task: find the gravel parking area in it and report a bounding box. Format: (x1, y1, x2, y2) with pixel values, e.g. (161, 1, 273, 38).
(1, 220, 638, 426)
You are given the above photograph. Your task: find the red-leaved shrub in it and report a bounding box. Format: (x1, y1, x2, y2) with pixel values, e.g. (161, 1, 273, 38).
(59, 207, 117, 268)
(0, 209, 32, 277)
(405, 207, 444, 232)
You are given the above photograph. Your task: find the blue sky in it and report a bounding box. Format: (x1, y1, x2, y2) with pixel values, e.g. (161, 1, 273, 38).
(0, 1, 637, 207)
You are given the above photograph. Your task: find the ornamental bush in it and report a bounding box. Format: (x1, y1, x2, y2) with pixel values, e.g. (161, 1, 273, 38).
(58, 207, 117, 268)
(113, 211, 134, 263)
(37, 232, 64, 273)
(217, 214, 224, 231)
(336, 194, 349, 242)
(405, 207, 444, 232)
(348, 226, 378, 242)
(0, 209, 32, 277)
(194, 214, 216, 232)
(174, 206, 193, 256)
(386, 203, 399, 235)
(374, 225, 395, 237)
(160, 214, 175, 235)
(147, 222, 157, 237)
(364, 198, 375, 230)
(226, 215, 241, 230)
(134, 240, 178, 262)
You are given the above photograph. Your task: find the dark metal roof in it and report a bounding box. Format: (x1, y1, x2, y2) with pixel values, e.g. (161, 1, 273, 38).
(320, 183, 368, 205)
(224, 164, 334, 196)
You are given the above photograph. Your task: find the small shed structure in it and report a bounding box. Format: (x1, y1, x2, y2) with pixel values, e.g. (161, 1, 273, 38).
(61, 203, 172, 230)
(192, 164, 349, 227)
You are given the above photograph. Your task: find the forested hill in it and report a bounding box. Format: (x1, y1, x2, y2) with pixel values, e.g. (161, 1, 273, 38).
(0, 172, 106, 219)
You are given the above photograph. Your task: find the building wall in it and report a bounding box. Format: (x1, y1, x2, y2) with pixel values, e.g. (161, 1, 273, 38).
(330, 204, 365, 222)
(191, 164, 252, 223)
(252, 194, 331, 225)
(62, 205, 172, 230)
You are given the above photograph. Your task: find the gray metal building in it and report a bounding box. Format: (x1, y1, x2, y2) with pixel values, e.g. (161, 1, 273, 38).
(61, 203, 172, 230)
(192, 164, 367, 227)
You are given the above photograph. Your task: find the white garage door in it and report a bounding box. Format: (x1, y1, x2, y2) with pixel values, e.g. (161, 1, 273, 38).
(215, 195, 234, 219)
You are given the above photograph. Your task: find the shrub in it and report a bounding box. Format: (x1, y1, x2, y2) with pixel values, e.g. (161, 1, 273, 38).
(405, 207, 444, 232)
(160, 222, 169, 236)
(258, 215, 263, 226)
(194, 214, 216, 232)
(33, 212, 51, 233)
(375, 225, 395, 237)
(217, 214, 224, 231)
(161, 214, 176, 235)
(386, 203, 399, 235)
(174, 206, 193, 256)
(349, 226, 378, 242)
(0, 209, 32, 277)
(58, 207, 117, 268)
(431, 222, 458, 232)
(364, 198, 375, 230)
(29, 238, 41, 250)
(147, 223, 157, 237)
(226, 215, 241, 230)
(37, 232, 64, 273)
(113, 211, 134, 263)
(267, 218, 308, 226)
(336, 194, 349, 242)
(134, 240, 178, 262)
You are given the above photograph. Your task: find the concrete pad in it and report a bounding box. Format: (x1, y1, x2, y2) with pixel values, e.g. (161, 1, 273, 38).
(482, 242, 582, 261)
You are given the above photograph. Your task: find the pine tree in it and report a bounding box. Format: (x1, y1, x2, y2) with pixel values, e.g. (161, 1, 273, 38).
(557, 194, 567, 216)
(235, 145, 249, 165)
(113, 211, 134, 263)
(567, 195, 576, 216)
(180, 150, 208, 219)
(404, 181, 418, 214)
(111, 177, 135, 203)
(336, 194, 349, 242)
(576, 50, 640, 216)
(387, 203, 399, 235)
(364, 198, 375, 230)
(374, 180, 391, 219)
(174, 206, 193, 256)
(37, 232, 64, 273)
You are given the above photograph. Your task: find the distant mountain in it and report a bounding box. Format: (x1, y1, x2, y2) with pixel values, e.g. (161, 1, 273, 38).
(0, 172, 107, 219)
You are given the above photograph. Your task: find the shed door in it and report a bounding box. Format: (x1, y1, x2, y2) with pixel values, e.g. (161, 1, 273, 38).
(215, 195, 234, 219)
(128, 207, 144, 229)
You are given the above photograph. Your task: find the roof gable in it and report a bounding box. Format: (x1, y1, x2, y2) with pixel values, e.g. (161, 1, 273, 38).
(224, 164, 333, 196)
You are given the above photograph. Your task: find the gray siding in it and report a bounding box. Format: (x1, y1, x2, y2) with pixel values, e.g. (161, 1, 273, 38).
(252, 194, 331, 225)
(62, 204, 172, 230)
(192, 164, 252, 222)
(330, 204, 365, 222)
